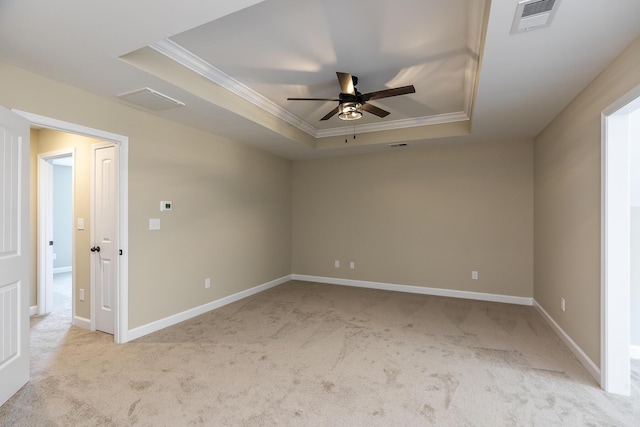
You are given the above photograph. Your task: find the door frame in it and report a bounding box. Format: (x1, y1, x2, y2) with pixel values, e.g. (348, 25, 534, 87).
(15, 110, 129, 344)
(37, 149, 75, 318)
(600, 83, 640, 395)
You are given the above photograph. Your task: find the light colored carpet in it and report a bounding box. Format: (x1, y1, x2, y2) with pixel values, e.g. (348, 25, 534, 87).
(1, 279, 639, 426)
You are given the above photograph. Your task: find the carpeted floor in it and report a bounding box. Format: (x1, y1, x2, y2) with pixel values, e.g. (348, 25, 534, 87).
(1, 279, 639, 426)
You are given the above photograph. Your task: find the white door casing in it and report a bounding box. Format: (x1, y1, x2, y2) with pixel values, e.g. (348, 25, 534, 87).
(0, 106, 30, 406)
(13, 110, 128, 343)
(92, 143, 118, 335)
(601, 84, 640, 395)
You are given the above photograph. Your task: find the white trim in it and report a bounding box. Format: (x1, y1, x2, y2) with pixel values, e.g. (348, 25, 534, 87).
(631, 346, 640, 360)
(533, 299, 601, 382)
(13, 109, 129, 345)
(29, 306, 38, 316)
(149, 39, 317, 138)
(53, 266, 72, 274)
(600, 84, 640, 395)
(72, 316, 91, 330)
(149, 39, 470, 140)
(315, 112, 469, 138)
(125, 275, 292, 342)
(291, 275, 533, 306)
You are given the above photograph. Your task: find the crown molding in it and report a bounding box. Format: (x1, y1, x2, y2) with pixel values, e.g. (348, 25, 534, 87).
(315, 112, 469, 138)
(149, 39, 318, 137)
(150, 39, 470, 140)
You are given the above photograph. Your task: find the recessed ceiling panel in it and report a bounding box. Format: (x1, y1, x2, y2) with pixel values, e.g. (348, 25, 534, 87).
(168, 0, 486, 132)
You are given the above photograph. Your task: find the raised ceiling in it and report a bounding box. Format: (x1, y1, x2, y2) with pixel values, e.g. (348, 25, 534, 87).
(165, 0, 484, 132)
(1, 0, 640, 159)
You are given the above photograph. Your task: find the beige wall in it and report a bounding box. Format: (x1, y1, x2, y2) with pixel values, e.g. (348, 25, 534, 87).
(2, 64, 292, 330)
(534, 36, 640, 366)
(29, 129, 98, 319)
(292, 139, 534, 297)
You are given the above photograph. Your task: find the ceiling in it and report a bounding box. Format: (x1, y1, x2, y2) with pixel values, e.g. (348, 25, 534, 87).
(1, 0, 639, 159)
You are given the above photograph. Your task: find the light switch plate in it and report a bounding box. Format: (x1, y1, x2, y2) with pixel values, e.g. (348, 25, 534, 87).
(77, 218, 85, 230)
(149, 218, 161, 230)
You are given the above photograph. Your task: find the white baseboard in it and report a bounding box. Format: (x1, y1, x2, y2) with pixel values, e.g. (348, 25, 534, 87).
(533, 299, 600, 383)
(72, 316, 91, 330)
(291, 274, 534, 306)
(53, 266, 72, 274)
(631, 345, 640, 360)
(30, 305, 38, 316)
(126, 275, 292, 342)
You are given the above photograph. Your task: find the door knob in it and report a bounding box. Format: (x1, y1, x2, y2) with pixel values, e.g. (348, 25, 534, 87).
(90, 246, 101, 253)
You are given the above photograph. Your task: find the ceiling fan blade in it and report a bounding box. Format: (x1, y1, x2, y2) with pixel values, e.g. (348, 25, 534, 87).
(336, 72, 355, 95)
(287, 97, 340, 101)
(361, 103, 390, 118)
(361, 85, 416, 102)
(320, 106, 340, 121)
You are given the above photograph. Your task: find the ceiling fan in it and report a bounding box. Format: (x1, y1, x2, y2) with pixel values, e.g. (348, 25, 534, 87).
(287, 72, 416, 121)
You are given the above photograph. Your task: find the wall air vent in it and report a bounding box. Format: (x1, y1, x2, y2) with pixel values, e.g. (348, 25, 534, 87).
(117, 87, 185, 110)
(511, 0, 560, 34)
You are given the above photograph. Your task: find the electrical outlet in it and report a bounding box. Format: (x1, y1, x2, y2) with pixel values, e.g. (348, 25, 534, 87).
(561, 297, 565, 312)
(79, 289, 85, 301)
(335, 260, 340, 268)
(472, 271, 478, 280)
(205, 278, 211, 289)
(350, 261, 355, 269)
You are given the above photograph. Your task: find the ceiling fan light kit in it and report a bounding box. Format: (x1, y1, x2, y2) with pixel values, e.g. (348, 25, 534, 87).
(338, 102, 363, 120)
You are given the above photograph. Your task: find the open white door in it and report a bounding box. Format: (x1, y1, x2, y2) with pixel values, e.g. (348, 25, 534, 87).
(37, 156, 54, 315)
(0, 106, 30, 406)
(92, 143, 118, 334)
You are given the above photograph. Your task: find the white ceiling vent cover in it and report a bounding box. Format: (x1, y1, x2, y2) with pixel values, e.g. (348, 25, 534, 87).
(117, 87, 185, 110)
(511, 0, 560, 34)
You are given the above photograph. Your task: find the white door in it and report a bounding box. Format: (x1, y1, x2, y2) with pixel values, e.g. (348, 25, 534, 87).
(92, 144, 118, 334)
(37, 157, 54, 315)
(0, 106, 30, 406)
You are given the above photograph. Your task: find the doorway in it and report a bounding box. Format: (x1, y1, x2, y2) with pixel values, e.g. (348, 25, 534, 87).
(16, 109, 130, 344)
(601, 84, 640, 395)
(37, 150, 74, 323)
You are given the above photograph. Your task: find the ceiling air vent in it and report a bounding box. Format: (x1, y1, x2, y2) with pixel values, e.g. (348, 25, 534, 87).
(511, 0, 560, 34)
(117, 87, 185, 110)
